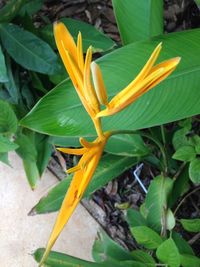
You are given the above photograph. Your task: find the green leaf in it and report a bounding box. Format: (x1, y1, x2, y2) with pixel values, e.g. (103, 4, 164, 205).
(15, 132, 39, 188)
(92, 231, 133, 262)
(112, 0, 163, 44)
(23, 160, 40, 189)
(172, 232, 194, 256)
(172, 145, 196, 162)
(0, 0, 26, 23)
(18, 0, 44, 17)
(145, 175, 174, 231)
(40, 18, 116, 52)
(21, 29, 200, 137)
(34, 248, 98, 267)
(194, 0, 200, 6)
(34, 248, 145, 267)
(126, 209, 147, 227)
(49, 136, 80, 147)
(156, 238, 180, 267)
(0, 100, 17, 133)
(180, 218, 200, 232)
(35, 134, 52, 176)
(4, 56, 20, 104)
(0, 44, 8, 82)
(105, 134, 149, 157)
(166, 209, 175, 230)
(0, 23, 60, 75)
(0, 152, 10, 165)
(0, 135, 18, 152)
(190, 135, 200, 154)
(15, 133, 37, 161)
(181, 254, 200, 267)
(189, 159, 200, 183)
(169, 165, 190, 207)
(173, 128, 190, 150)
(30, 154, 137, 214)
(131, 250, 156, 266)
(131, 226, 163, 249)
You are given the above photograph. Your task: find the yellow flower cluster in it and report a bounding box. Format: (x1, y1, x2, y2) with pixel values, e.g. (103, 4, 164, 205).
(39, 22, 180, 266)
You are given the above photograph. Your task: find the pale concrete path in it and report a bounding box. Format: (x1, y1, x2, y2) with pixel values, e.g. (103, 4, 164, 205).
(0, 153, 99, 267)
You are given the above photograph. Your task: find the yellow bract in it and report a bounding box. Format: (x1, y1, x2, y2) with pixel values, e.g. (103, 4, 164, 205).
(39, 22, 180, 266)
(39, 133, 110, 266)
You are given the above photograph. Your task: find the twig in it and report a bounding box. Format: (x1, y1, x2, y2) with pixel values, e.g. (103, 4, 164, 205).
(174, 186, 200, 215)
(188, 232, 200, 245)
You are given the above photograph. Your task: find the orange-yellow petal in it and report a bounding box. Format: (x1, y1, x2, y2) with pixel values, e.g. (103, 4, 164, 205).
(83, 46, 100, 114)
(39, 134, 110, 266)
(57, 147, 86, 155)
(54, 22, 77, 62)
(77, 32, 84, 72)
(97, 57, 180, 117)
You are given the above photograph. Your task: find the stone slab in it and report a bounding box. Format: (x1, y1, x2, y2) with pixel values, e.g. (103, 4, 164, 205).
(0, 153, 99, 267)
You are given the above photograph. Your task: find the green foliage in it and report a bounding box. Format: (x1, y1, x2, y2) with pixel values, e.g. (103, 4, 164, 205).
(0, 100, 17, 133)
(21, 29, 200, 137)
(145, 175, 174, 231)
(156, 238, 180, 267)
(105, 134, 149, 157)
(180, 219, 200, 233)
(29, 154, 138, 214)
(112, 0, 163, 44)
(189, 159, 200, 183)
(0, 1, 199, 265)
(131, 226, 163, 249)
(40, 18, 116, 52)
(0, 44, 8, 82)
(0, 0, 26, 23)
(0, 23, 60, 75)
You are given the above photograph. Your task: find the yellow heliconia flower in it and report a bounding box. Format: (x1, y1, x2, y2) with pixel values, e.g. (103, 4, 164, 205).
(39, 132, 111, 266)
(39, 22, 180, 266)
(54, 22, 103, 137)
(95, 43, 180, 117)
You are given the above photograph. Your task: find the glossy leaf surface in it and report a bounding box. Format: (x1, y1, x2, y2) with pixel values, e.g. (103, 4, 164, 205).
(21, 29, 200, 137)
(0, 23, 60, 75)
(112, 0, 163, 44)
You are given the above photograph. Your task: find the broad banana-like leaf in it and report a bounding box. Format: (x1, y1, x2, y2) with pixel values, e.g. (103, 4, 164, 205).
(112, 0, 163, 44)
(21, 29, 200, 137)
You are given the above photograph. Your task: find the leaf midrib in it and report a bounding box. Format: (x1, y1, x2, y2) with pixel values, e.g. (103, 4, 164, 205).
(0, 25, 53, 69)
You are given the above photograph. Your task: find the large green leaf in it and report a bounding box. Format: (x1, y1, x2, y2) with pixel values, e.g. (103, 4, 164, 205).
(172, 232, 194, 256)
(145, 175, 174, 231)
(131, 226, 163, 250)
(0, 0, 26, 23)
(156, 238, 180, 267)
(40, 18, 116, 52)
(180, 218, 200, 233)
(92, 231, 134, 263)
(0, 23, 60, 75)
(34, 248, 146, 267)
(21, 29, 200, 137)
(180, 254, 200, 267)
(112, 0, 163, 44)
(15, 132, 39, 189)
(105, 134, 149, 157)
(0, 135, 18, 153)
(29, 154, 137, 214)
(0, 44, 8, 82)
(0, 100, 17, 133)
